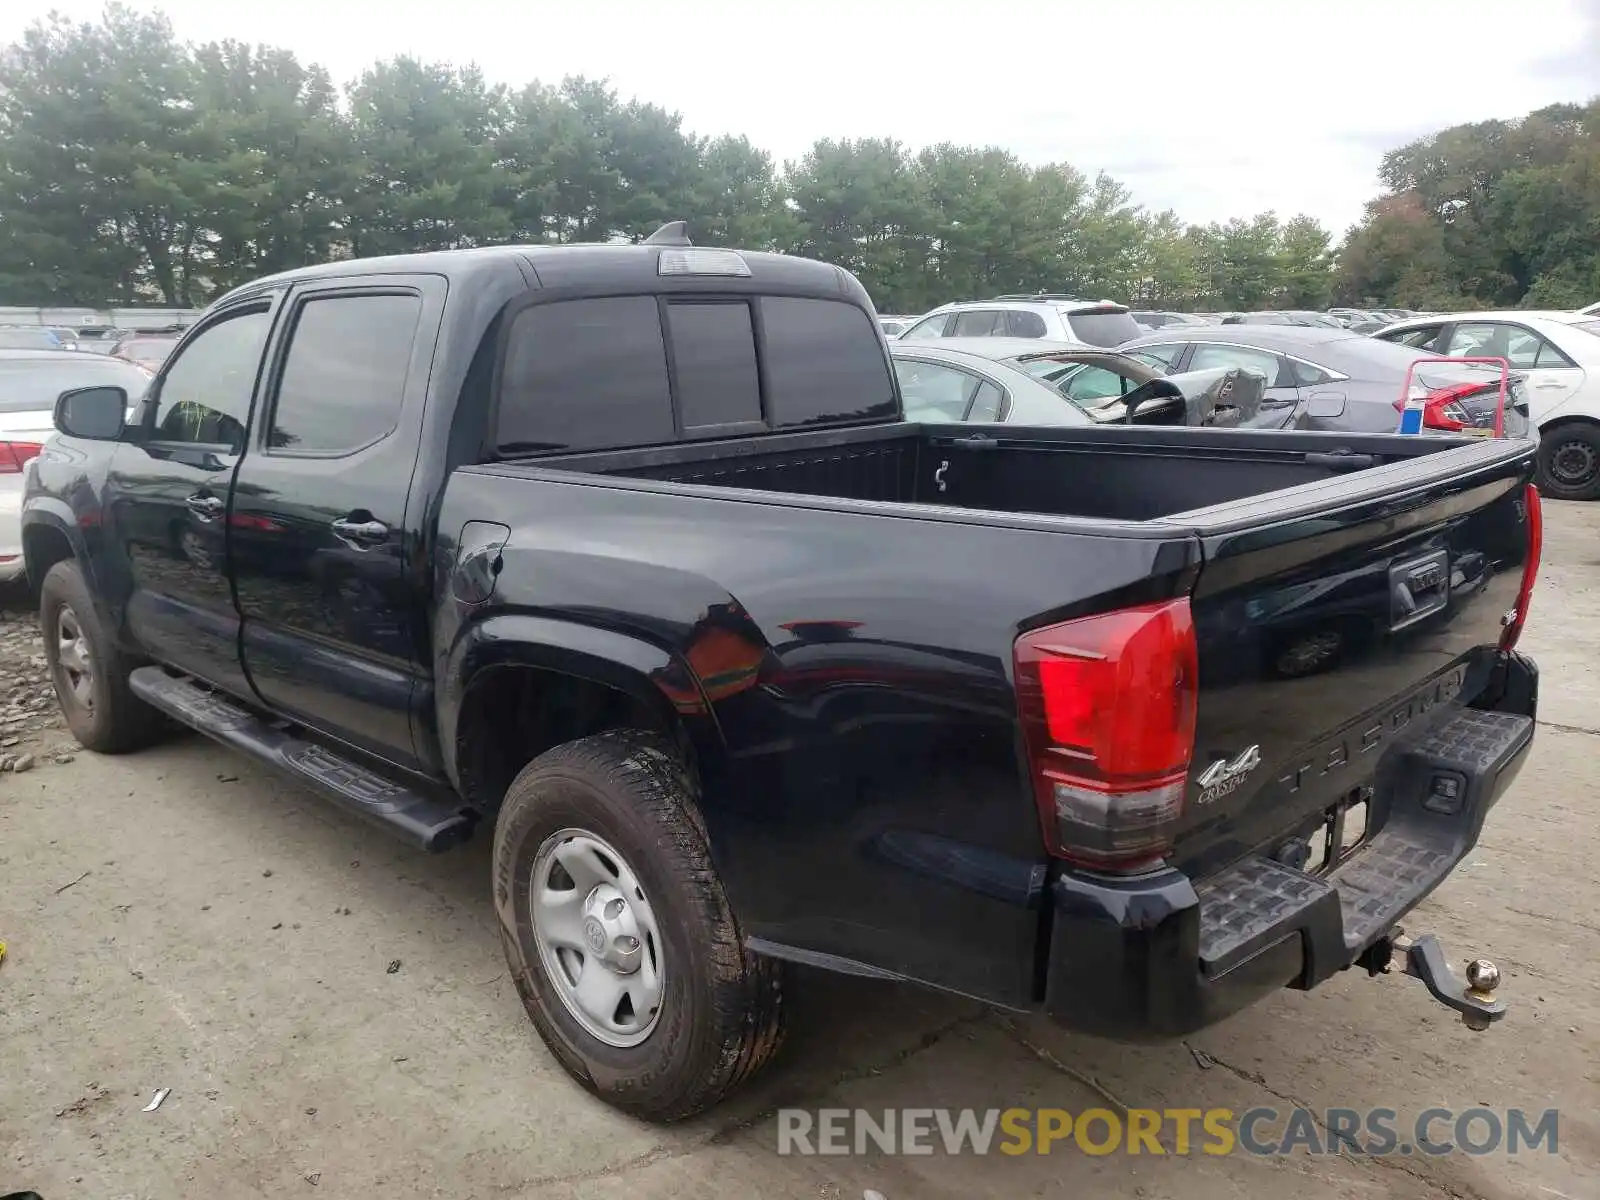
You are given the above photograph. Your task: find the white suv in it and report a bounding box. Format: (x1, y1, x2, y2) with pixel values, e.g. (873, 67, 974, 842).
(900, 296, 1145, 348)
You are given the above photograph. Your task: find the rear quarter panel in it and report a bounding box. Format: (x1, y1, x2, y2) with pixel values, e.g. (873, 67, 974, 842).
(435, 466, 1201, 1007)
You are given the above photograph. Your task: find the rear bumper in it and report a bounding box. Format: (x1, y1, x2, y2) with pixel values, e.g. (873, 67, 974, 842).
(1042, 653, 1537, 1040)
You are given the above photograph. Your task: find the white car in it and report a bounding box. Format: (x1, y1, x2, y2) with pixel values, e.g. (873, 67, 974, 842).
(1374, 310, 1600, 499)
(898, 296, 1145, 348)
(0, 351, 153, 582)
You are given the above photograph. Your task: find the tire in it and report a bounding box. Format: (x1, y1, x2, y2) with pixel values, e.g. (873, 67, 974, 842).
(39, 560, 165, 754)
(1536, 423, 1600, 501)
(492, 730, 784, 1121)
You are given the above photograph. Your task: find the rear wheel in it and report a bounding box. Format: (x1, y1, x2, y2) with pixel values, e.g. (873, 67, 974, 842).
(492, 730, 784, 1120)
(1536, 424, 1600, 501)
(39, 560, 165, 753)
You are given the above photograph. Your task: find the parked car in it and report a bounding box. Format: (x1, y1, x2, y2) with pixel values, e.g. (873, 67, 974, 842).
(1579, 300, 1599, 315)
(877, 315, 916, 338)
(890, 338, 1282, 427)
(1222, 311, 1344, 329)
(25, 229, 1539, 1121)
(0, 327, 70, 351)
(110, 334, 180, 369)
(1372, 311, 1600, 499)
(1130, 310, 1211, 331)
(899, 296, 1145, 347)
(1122, 325, 1529, 440)
(0, 350, 151, 582)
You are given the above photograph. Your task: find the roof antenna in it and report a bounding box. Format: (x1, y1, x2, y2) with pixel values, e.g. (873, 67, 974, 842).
(643, 220, 692, 247)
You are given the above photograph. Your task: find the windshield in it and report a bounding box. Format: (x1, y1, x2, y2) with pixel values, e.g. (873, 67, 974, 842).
(1063, 309, 1143, 347)
(1572, 320, 1600, 338)
(0, 356, 151, 413)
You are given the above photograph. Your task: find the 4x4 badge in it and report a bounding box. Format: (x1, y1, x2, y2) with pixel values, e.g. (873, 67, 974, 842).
(1197, 744, 1262, 803)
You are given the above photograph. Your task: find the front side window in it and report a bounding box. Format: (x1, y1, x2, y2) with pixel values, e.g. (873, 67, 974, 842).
(269, 294, 420, 453)
(1381, 325, 1444, 350)
(1189, 344, 1285, 386)
(1061, 364, 1133, 403)
(1129, 342, 1184, 368)
(152, 307, 272, 448)
(497, 296, 674, 452)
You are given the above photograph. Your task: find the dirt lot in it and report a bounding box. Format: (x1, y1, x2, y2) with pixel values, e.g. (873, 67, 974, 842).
(3, 504, 1599, 1200)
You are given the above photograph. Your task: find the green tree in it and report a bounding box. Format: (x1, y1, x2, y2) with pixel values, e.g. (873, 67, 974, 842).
(786, 138, 929, 311)
(344, 58, 513, 257)
(0, 4, 206, 304)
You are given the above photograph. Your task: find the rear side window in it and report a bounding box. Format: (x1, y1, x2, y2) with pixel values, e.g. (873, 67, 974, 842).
(759, 297, 897, 428)
(952, 310, 1006, 337)
(1006, 310, 1048, 338)
(666, 301, 761, 430)
(498, 297, 674, 452)
(900, 313, 951, 340)
(269, 293, 420, 453)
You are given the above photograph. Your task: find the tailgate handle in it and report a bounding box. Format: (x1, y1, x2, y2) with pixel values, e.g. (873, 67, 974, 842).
(1305, 450, 1377, 471)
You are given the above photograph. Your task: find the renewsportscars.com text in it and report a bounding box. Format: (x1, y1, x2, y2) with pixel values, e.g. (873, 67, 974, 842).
(776, 1107, 1559, 1157)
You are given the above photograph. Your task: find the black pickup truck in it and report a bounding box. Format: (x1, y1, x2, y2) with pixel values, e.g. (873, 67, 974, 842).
(23, 228, 1541, 1120)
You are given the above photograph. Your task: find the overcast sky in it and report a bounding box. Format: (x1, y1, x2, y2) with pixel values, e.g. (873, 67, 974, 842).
(6, 0, 1598, 236)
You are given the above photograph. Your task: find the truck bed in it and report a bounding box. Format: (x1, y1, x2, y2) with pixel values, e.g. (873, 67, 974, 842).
(530, 422, 1499, 523)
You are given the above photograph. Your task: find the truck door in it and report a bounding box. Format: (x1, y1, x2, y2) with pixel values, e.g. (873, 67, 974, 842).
(106, 298, 277, 694)
(230, 277, 442, 769)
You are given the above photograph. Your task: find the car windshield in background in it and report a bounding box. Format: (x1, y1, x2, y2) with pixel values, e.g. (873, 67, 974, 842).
(1063, 309, 1143, 347)
(1573, 320, 1600, 338)
(0, 355, 151, 413)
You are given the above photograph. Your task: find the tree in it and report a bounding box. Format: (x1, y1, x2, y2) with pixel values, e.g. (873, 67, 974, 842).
(0, 4, 204, 304)
(343, 58, 513, 257)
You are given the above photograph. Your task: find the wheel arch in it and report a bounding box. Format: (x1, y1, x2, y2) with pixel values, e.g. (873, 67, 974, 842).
(441, 613, 727, 814)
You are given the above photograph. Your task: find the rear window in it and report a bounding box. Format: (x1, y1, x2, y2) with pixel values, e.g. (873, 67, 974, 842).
(1063, 308, 1143, 347)
(498, 296, 675, 452)
(0, 357, 151, 413)
(495, 294, 894, 451)
(758, 297, 897, 428)
(667, 301, 762, 430)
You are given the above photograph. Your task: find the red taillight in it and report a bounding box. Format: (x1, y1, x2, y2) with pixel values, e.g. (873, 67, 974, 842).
(0, 441, 45, 474)
(1500, 484, 1542, 651)
(1014, 598, 1198, 872)
(1394, 384, 1480, 432)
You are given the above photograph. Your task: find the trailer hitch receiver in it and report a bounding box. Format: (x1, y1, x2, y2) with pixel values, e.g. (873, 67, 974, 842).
(1364, 930, 1508, 1030)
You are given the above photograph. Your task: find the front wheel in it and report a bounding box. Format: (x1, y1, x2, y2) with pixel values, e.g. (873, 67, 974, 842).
(1536, 424, 1600, 501)
(492, 730, 784, 1121)
(39, 560, 165, 753)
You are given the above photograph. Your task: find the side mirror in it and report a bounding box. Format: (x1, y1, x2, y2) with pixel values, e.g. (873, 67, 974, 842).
(1128, 394, 1186, 425)
(55, 386, 128, 440)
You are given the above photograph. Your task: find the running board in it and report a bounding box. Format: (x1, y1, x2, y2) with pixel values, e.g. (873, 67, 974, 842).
(128, 667, 475, 852)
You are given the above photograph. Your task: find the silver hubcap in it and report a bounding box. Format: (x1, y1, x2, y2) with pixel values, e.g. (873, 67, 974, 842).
(530, 829, 664, 1047)
(55, 605, 94, 708)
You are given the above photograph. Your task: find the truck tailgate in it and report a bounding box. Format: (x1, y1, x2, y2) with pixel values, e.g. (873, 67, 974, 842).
(1169, 437, 1537, 885)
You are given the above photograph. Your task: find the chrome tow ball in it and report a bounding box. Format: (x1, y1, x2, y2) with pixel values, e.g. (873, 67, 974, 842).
(1372, 930, 1508, 1030)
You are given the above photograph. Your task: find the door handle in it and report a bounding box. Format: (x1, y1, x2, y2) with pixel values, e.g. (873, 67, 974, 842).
(185, 493, 225, 521)
(330, 516, 389, 548)
(1534, 381, 1566, 389)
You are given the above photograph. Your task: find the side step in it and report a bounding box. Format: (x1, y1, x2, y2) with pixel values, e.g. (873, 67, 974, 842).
(129, 667, 474, 852)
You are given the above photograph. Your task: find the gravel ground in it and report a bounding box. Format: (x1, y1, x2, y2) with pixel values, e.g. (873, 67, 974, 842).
(1, 506, 1598, 1199)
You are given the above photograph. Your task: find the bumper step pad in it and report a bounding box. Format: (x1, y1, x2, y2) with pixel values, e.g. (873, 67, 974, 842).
(1196, 706, 1533, 977)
